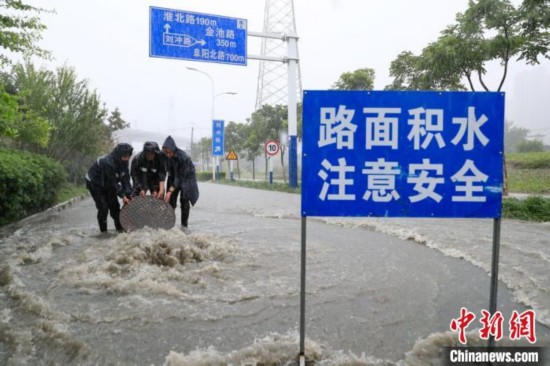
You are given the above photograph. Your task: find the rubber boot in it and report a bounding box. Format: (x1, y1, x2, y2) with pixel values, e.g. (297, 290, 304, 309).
(181, 201, 190, 228)
(99, 219, 108, 233)
(114, 218, 124, 233)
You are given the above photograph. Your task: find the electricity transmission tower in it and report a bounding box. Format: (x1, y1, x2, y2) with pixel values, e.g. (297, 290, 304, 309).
(255, 0, 303, 110)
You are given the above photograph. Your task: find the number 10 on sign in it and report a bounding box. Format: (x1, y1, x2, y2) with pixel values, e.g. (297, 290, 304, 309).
(265, 140, 280, 156)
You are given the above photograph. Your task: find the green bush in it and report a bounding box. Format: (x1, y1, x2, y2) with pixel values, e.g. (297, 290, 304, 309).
(506, 152, 550, 169)
(196, 171, 226, 181)
(0, 148, 67, 225)
(502, 196, 550, 222)
(516, 140, 544, 153)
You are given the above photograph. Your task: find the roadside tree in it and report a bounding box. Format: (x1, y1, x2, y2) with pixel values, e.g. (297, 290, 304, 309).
(224, 121, 247, 179)
(332, 68, 375, 90)
(0, 0, 50, 67)
(386, 0, 549, 92)
(12, 61, 111, 182)
(248, 105, 287, 181)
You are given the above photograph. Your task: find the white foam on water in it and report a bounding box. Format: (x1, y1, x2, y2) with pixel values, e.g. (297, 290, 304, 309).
(0, 325, 34, 365)
(250, 209, 297, 219)
(4, 272, 70, 322)
(163, 332, 393, 366)
(0, 320, 91, 364)
(52, 228, 240, 300)
(36, 320, 91, 360)
(163, 330, 550, 366)
(0, 308, 12, 324)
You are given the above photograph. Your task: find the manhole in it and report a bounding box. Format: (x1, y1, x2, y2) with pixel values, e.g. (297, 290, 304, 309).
(120, 196, 176, 232)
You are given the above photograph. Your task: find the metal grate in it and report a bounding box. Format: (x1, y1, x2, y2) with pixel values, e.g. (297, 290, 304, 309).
(120, 196, 176, 232)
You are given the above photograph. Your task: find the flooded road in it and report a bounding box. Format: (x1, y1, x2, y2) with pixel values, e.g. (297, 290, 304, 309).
(1, 182, 548, 365)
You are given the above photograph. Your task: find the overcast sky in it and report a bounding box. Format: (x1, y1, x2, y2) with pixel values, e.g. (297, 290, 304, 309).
(26, 0, 550, 143)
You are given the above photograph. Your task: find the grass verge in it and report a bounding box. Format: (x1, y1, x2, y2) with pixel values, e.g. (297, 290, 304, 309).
(218, 179, 301, 194)
(506, 168, 550, 194)
(506, 152, 550, 169)
(56, 184, 88, 205)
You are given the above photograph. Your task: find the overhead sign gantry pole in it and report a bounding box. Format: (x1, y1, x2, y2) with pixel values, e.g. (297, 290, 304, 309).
(248, 31, 299, 189)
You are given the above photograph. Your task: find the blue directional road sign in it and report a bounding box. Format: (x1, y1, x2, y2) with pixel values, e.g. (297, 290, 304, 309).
(301, 90, 505, 218)
(149, 6, 247, 66)
(212, 120, 225, 157)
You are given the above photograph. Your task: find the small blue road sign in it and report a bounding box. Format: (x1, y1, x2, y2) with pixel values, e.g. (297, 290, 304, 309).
(212, 120, 225, 157)
(301, 90, 505, 218)
(149, 6, 247, 66)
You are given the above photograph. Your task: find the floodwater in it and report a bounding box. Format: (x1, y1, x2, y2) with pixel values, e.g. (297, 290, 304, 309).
(0, 182, 548, 365)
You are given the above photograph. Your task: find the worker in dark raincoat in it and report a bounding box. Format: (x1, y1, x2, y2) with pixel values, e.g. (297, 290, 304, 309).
(161, 135, 199, 228)
(130, 141, 166, 198)
(85, 143, 133, 233)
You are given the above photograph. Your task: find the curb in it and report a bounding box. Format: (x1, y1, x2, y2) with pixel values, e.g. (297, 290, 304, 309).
(0, 194, 89, 236)
(48, 194, 89, 212)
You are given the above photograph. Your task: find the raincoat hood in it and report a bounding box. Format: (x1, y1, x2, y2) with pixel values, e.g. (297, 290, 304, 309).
(162, 135, 177, 152)
(112, 143, 133, 159)
(143, 141, 160, 154)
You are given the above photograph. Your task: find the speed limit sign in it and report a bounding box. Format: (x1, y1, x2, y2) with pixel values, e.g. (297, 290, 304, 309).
(264, 140, 280, 156)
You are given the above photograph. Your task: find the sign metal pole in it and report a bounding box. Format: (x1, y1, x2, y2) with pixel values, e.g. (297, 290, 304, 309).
(299, 216, 307, 365)
(269, 157, 273, 187)
(488, 217, 502, 348)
